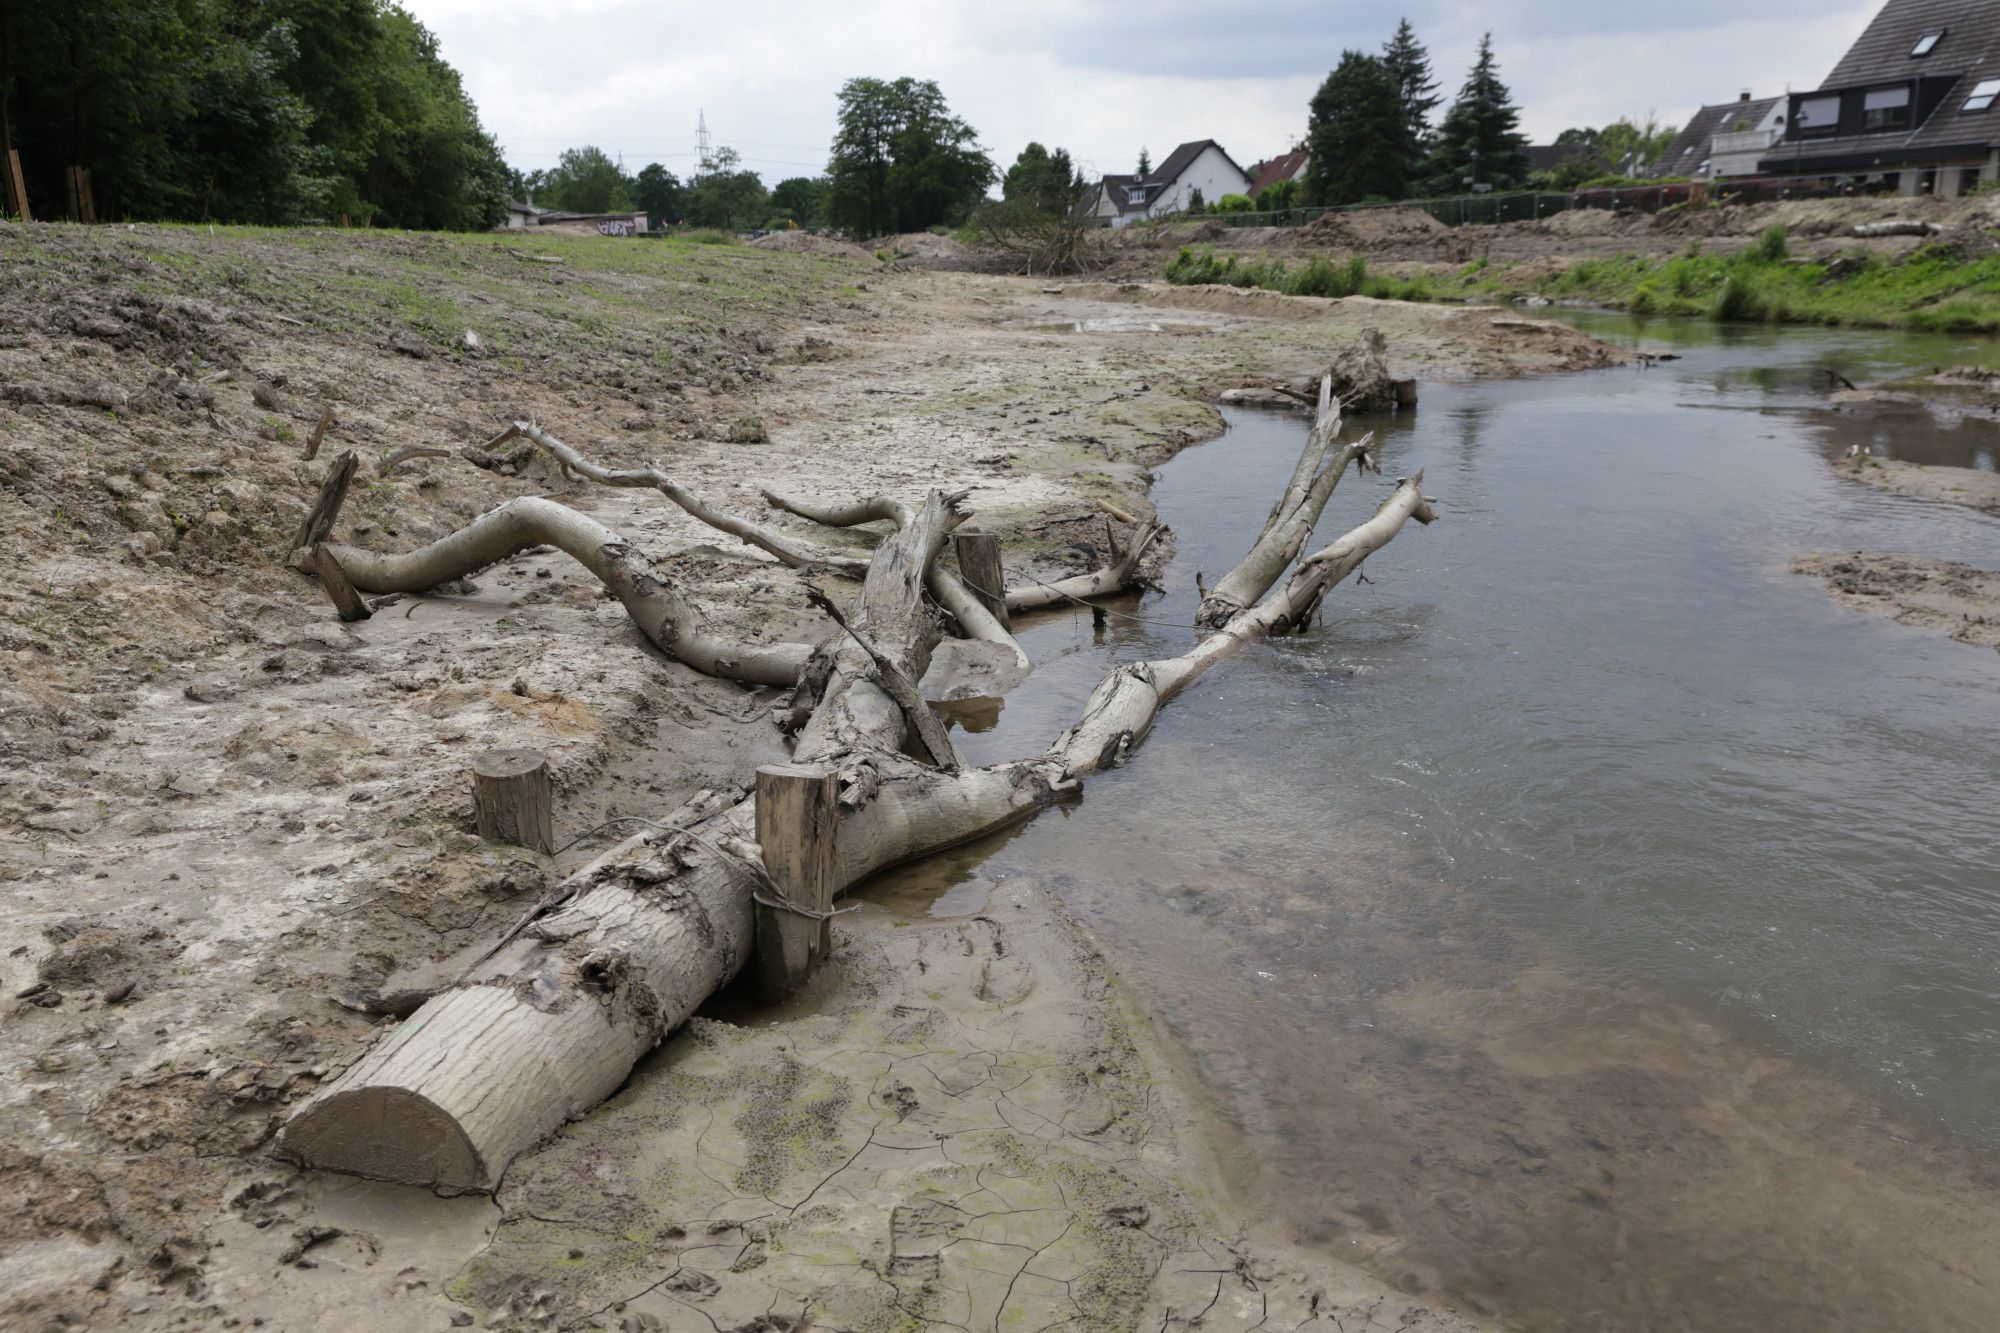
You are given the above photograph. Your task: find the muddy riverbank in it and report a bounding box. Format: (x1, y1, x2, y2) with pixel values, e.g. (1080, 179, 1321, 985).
(0, 222, 1608, 1331)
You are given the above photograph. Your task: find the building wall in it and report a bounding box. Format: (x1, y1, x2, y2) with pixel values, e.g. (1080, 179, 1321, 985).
(1145, 147, 1251, 217)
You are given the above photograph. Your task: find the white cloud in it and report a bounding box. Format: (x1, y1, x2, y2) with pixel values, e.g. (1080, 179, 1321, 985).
(398, 0, 1882, 184)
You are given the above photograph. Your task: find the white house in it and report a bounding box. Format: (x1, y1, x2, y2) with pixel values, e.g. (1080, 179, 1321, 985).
(1080, 140, 1253, 227)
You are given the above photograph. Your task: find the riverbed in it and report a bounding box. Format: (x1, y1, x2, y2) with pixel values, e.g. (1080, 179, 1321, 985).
(863, 316, 2000, 1331)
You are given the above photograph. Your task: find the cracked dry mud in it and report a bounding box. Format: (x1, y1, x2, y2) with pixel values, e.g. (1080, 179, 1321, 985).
(0, 221, 1610, 1331)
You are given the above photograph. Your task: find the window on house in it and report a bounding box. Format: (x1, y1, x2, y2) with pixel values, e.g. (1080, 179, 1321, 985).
(1796, 95, 1841, 133)
(1965, 79, 2000, 113)
(1864, 86, 1911, 131)
(1911, 30, 1944, 57)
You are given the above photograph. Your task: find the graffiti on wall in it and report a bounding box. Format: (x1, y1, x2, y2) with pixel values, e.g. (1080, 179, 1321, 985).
(595, 218, 636, 237)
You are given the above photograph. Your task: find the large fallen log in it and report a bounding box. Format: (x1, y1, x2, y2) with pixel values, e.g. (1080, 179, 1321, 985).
(277, 397, 1437, 1193)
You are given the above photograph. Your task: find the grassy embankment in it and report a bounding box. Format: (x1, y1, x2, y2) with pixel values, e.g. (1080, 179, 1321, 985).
(1165, 226, 2000, 333)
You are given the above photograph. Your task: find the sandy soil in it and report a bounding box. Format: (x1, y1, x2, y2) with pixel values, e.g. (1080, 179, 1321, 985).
(0, 219, 1621, 1332)
(1832, 451, 2000, 514)
(1794, 552, 2000, 651)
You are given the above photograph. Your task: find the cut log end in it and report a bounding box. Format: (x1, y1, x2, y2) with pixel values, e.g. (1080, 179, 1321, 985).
(275, 1086, 491, 1194)
(472, 748, 554, 854)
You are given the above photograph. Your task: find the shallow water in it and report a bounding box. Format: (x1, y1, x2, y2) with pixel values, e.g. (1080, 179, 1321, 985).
(860, 317, 2000, 1331)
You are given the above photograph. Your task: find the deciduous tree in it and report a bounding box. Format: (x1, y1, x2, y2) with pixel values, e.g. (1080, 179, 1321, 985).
(685, 147, 768, 231)
(1002, 142, 1083, 215)
(827, 77, 992, 237)
(770, 175, 828, 227)
(633, 163, 683, 227)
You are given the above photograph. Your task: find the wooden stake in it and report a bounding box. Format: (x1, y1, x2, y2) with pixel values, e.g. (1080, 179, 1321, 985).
(3, 150, 28, 222)
(302, 404, 333, 461)
(471, 749, 555, 854)
(64, 166, 95, 223)
(953, 530, 1009, 629)
(290, 450, 358, 559)
(308, 544, 372, 622)
(752, 763, 838, 1003)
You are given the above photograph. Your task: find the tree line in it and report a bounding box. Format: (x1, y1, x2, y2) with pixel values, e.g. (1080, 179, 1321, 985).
(1, 0, 510, 228)
(530, 78, 1014, 239)
(519, 145, 831, 233)
(1302, 19, 1678, 207)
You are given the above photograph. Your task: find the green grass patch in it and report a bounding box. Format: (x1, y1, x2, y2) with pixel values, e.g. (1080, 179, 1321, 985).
(1167, 230, 2000, 334)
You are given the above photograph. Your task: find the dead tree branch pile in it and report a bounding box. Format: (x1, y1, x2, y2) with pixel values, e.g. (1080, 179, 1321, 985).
(276, 380, 1434, 1192)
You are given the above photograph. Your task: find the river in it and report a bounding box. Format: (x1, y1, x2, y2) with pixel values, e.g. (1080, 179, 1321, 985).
(861, 315, 2000, 1332)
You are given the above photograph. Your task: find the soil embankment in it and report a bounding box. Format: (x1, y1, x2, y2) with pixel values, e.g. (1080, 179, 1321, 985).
(0, 220, 1615, 1331)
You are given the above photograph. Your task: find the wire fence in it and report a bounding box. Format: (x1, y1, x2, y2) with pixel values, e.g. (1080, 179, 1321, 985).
(1140, 174, 1902, 233)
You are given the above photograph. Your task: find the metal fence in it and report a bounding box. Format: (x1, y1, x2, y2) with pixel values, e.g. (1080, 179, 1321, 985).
(1160, 174, 1888, 233)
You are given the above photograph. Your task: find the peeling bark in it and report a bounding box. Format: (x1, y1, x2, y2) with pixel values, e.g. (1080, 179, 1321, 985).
(323, 496, 809, 687)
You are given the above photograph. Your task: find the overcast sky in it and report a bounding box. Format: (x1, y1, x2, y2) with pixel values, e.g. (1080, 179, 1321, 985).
(401, 0, 1883, 185)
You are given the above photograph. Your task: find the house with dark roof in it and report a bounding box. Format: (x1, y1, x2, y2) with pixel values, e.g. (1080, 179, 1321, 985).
(1246, 151, 1309, 198)
(1759, 0, 2000, 195)
(1079, 140, 1253, 226)
(1650, 93, 1786, 180)
(1524, 144, 1590, 176)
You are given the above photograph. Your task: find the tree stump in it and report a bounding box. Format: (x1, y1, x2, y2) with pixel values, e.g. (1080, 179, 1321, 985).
(472, 749, 554, 853)
(752, 763, 838, 1002)
(953, 531, 1009, 628)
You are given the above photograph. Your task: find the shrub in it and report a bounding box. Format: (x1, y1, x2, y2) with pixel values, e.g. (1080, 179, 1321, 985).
(1629, 282, 1662, 315)
(1258, 179, 1302, 210)
(1712, 272, 1768, 321)
(1212, 193, 1255, 215)
(1749, 224, 1789, 263)
(1665, 256, 1706, 297)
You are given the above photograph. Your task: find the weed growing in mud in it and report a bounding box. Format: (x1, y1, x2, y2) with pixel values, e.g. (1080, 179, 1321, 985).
(1750, 224, 1790, 263)
(1166, 246, 1440, 301)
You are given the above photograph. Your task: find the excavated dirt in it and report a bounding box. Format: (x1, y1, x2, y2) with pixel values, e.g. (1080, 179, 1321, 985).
(1110, 193, 2000, 267)
(0, 218, 1622, 1332)
(1793, 552, 2000, 651)
(748, 231, 878, 262)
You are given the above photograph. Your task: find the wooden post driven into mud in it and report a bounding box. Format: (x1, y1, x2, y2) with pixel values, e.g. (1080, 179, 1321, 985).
(472, 749, 555, 854)
(291, 450, 358, 559)
(3, 151, 29, 222)
(953, 531, 1009, 629)
(308, 543, 372, 622)
(65, 167, 95, 223)
(751, 763, 839, 1002)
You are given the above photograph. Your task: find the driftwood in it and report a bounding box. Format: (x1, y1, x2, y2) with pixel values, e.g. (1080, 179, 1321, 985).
(302, 405, 333, 461)
(307, 543, 371, 622)
(1197, 377, 1376, 629)
(290, 450, 358, 559)
(275, 403, 1437, 1193)
(1852, 221, 1942, 238)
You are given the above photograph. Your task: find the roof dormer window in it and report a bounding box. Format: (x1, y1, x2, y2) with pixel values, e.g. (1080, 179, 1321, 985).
(1911, 30, 1944, 57)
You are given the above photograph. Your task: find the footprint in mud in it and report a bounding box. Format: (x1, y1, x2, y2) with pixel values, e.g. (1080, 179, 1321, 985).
(957, 917, 1035, 1006)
